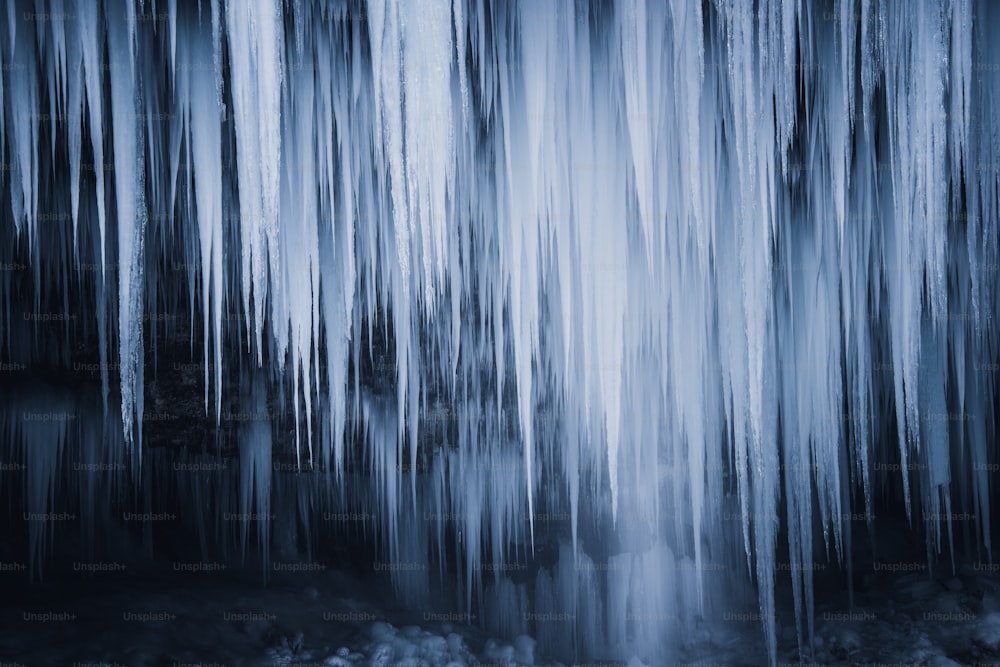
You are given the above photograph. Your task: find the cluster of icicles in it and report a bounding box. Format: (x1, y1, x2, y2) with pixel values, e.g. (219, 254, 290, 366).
(1, 0, 998, 663)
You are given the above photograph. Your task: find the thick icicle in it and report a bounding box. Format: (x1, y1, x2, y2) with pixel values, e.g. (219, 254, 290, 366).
(106, 3, 147, 456)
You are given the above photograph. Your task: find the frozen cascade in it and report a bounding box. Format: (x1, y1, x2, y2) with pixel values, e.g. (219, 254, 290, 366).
(0, 0, 999, 664)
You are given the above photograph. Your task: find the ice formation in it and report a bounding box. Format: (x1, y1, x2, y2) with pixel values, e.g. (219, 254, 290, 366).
(0, 0, 998, 664)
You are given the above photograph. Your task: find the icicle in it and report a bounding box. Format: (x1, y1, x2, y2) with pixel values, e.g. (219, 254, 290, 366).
(225, 0, 283, 363)
(106, 1, 147, 457)
(181, 8, 225, 422)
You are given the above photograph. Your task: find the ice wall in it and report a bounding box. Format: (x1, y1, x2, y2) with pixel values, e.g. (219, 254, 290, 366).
(1, 0, 998, 664)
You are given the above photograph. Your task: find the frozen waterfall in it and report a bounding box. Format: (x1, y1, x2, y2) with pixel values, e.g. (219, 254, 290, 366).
(1, 0, 998, 664)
